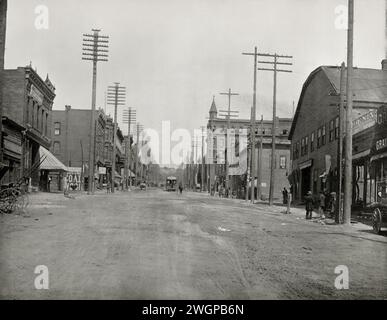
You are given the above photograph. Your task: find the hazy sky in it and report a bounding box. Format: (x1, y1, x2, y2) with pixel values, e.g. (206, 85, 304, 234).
(4, 0, 385, 139)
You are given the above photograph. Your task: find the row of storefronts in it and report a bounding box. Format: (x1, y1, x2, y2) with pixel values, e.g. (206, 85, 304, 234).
(288, 62, 387, 206)
(38, 145, 136, 193)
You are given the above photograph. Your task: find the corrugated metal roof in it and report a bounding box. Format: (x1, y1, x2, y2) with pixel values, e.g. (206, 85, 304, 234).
(289, 65, 387, 139)
(323, 66, 387, 103)
(39, 147, 68, 171)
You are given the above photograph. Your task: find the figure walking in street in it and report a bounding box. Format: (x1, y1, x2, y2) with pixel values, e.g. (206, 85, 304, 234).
(178, 182, 183, 194)
(305, 191, 314, 220)
(219, 184, 224, 198)
(282, 187, 288, 204)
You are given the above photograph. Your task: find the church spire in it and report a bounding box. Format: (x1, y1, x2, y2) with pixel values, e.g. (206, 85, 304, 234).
(209, 95, 217, 119)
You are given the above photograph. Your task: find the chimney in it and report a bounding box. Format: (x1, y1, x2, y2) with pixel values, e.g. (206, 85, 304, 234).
(382, 59, 387, 70)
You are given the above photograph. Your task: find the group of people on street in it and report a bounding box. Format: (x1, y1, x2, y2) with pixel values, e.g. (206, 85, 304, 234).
(304, 189, 336, 220)
(210, 183, 235, 198)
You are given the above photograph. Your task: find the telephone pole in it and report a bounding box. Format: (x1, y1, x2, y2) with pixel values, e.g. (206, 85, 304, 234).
(82, 29, 109, 194)
(336, 62, 346, 224)
(245, 106, 253, 202)
(344, 0, 354, 225)
(257, 115, 264, 200)
(258, 52, 293, 206)
(135, 123, 144, 186)
(123, 107, 136, 189)
(242, 47, 258, 204)
(195, 135, 199, 191)
(190, 139, 195, 191)
(107, 83, 126, 193)
(219, 89, 239, 195)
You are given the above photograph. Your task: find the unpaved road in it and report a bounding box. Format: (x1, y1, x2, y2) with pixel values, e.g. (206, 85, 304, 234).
(0, 189, 386, 299)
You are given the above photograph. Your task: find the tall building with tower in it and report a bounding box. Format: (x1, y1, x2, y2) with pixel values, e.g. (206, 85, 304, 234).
(206, 97, 292, 200)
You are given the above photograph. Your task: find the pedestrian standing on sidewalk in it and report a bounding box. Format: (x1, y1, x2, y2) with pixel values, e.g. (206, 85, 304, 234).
(305, 191, 314, 220)
(282, 187, 288, 204)
(318, 191, 326, 219)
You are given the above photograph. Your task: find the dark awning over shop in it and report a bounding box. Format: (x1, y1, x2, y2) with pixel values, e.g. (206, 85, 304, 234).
(39, 147, 68, 171)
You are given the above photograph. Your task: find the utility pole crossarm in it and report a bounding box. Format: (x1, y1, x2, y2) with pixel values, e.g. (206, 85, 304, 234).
(257, 51, 293, 206)
(258, 68, 292, 73)
(82, 28, 109, 195)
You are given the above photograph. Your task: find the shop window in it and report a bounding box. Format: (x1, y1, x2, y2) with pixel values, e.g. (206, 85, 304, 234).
(54, 122, 61, 135)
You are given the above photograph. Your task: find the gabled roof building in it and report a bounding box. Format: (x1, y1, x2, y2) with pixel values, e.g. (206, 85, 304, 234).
(289, 60, 387, 206)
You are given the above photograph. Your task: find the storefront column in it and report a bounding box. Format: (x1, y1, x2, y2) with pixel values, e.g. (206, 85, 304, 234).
(363, 161, 368, 207)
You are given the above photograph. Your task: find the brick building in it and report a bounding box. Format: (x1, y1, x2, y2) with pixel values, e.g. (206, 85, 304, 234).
(206, 97, 292, 200)
(51, 106, 125, 189)
(1, 65, 56, 187)
(289, 62, 387, 204)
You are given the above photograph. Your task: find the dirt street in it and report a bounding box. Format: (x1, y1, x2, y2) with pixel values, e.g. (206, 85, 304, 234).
(0, 189, 386, 299)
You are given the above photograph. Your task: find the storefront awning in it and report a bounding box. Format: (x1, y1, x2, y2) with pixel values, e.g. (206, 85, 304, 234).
(39, 147, 68, 171)
(299, 159, 312, 170)
(370, 151, 387, 162)
(353, 149, 370, 161)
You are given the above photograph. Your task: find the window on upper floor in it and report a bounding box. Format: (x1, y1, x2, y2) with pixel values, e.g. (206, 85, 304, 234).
(36, 105, 39, 130)
(54, 122, 61, 135)
(41, 110, 45, 133)
(53, 141, 60, 154)
(335, 117, 339, 139)
(301, 138, 305, 156)
(296, 141, 300, 159)
(322, 124, 326, 146)
(317, 128, 322, 148)
(45, 113, 48, 136)
(31, 102, 35, 126)
(310, 132, 315, 152)
(279, 155, 287, 169)
(305, 136, 309, 155)
(329, 119, 334, 142)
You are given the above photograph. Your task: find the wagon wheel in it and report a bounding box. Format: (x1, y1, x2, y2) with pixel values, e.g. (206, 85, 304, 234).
(13, 189, 26, 214)
(0, 189, 15, 213)
(372, 208, 382, 235)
